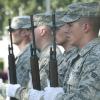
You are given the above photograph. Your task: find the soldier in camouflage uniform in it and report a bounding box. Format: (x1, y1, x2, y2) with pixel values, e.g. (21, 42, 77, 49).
(55, 21, 78, 88)
(50, 11, 79, 87)
(10, 16, 33, 88)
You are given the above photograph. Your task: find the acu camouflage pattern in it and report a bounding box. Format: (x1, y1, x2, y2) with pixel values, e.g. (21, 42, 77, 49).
(58, 47, 78, 87)
(11, 16, 31, 29)
(33, 11, 66, 28)
(16, 43, 31, 88)
(38, 44, 62, 90)
(33, 13, 52, 27)
(55, 38, 100, 100)
(62, 2, 100, 23)
(55, 11, 66, 27)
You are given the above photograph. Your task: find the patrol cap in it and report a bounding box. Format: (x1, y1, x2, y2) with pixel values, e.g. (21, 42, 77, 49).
(33, 13, 52, 27)
(62, 2, 100, 23)
(11, 16, 31, 29)
(55, 11, 66, 27)
(45, 11, 66, 27)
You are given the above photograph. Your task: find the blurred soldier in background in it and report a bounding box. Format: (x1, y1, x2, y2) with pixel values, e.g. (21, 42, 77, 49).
(10, 16, 33, 88)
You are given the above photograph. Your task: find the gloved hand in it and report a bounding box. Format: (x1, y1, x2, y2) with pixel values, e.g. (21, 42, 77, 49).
(44, 87, 64, 100)
(0, 78, 3, 83)
(6, 84, 21, 97)
(28, 89, 44, 100)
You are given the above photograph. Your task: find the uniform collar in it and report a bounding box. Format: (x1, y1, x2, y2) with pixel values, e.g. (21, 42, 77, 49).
(79, 38, 100, 57)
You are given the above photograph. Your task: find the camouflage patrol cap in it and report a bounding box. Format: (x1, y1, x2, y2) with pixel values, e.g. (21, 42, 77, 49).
(55, 11, 66, 27)
(62, 2, 100, 23)
(46, 11, 66, 27)
(11, 16, 31, 29)
(33, 13, 52, 27)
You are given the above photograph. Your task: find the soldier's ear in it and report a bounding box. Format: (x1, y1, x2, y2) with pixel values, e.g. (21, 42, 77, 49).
(81, 22, 91, 33)
(39, 26, 47, 36)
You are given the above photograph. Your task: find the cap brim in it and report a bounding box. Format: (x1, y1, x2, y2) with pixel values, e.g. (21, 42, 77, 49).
(61, 14, 80, 23)
(11, 24, 31, 29)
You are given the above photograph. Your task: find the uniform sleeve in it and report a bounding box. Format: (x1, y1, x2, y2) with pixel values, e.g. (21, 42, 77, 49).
(39, 57, 50, 89)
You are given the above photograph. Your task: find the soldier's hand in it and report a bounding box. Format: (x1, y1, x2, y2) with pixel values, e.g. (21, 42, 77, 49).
(28, 88, 44, 100)
(44, 87, 64, 100)
(6, 84, 21, 97)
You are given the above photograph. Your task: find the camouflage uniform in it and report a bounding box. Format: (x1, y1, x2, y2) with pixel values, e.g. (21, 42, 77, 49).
(14, 44, 62, 100)
(16, 43, 31, 87)
(39, 44, 62, 90)
(55, 38, 100, 100)
(58, 47, 78, 88)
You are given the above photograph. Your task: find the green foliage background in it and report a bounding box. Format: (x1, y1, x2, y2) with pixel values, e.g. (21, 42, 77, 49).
(0, 0, 99, 35)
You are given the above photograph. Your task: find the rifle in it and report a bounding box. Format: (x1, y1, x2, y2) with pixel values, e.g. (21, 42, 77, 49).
(8, 19, 17, 100)
(30, 15, 41, 90)
(49, 11, 58, 87)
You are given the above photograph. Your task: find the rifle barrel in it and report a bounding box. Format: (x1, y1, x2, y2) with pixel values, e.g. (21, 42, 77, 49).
(49, 12, 58, 87)
(8, 19, 17, 100)
(30, 15, 41, 90)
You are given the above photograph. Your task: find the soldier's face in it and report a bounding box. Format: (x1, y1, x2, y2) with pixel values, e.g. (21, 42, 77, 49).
(11, 29, 28, 45)
(11, 29, 23, 45)
(56, 24, 70, 46)
(67, 21, 85, 47)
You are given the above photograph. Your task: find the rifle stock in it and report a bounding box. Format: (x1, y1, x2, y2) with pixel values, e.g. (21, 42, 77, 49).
(49, 12, 58, 87)
(8, 19, 17, 100)
(30, 15, 41, 90)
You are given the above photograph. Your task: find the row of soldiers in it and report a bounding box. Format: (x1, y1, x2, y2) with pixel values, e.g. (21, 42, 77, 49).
(0, 2, 100, 100)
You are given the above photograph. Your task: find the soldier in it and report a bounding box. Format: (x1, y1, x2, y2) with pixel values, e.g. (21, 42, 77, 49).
(9, 16, 33, 88)
(55, 17, 78, 88)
